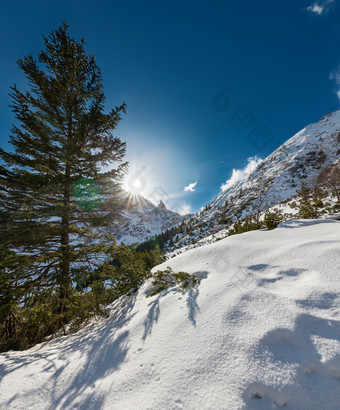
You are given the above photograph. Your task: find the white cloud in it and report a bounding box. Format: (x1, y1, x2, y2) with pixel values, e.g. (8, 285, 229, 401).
(177, 203, 192, 215)
(307, 3, 324, 14)
(307, 0, 335, 15)
(329, 65, 340, 102)
(220, 157, 262, 192)
(184, 181, 197, 192)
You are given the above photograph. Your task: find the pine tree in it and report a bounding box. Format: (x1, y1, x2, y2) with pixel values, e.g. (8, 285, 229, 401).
(0, 23, 128, 345)
(297, 182, 319, 219)
(263, 209, 283, 230)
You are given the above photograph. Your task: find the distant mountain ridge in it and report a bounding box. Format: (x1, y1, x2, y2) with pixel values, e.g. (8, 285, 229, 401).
(112, 193, 185, 244)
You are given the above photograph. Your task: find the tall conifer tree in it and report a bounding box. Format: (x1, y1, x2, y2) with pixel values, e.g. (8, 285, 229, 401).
(0, 22, 128, 341)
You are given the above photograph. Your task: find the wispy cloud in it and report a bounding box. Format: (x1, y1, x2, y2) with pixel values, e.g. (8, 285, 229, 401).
(177, 203, 192, 215)
(184, 181, 197, 192)
(307, 3, 325, 14)
(329, 65, 340, 101)
(306, 0, 335, 15)
(221, 157, 262, 192)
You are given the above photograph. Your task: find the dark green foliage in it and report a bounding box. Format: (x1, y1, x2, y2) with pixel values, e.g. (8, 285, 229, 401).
(70, 245, 165, 320)
(104, 245, 165, 299)
(228, 215, 259, 235)
(296, 183, 321, 219)
(0, 243, 165, 351)
(137, 220, 188, 252)
(218, 215, 232, 225)
(148, 267, 200, 297)
(332, 203, 340, 214)
(263, 209, 283, 230)
(0, 23, 129, 351)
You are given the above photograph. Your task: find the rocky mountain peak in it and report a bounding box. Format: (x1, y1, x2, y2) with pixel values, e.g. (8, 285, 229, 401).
(157, 200, 167, 210)
(111, 193, 184, 244)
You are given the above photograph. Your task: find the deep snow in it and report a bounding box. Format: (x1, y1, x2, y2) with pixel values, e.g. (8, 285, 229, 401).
(0, 219, 340, 409)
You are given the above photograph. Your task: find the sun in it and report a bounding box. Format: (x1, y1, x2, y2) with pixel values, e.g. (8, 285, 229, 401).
(124, 177, 143, 194)
(122, 166, 147, 195)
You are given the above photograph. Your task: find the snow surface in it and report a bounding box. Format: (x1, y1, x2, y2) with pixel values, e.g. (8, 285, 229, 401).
(1, 219, 340, 409)
(167, 196, 339, 259)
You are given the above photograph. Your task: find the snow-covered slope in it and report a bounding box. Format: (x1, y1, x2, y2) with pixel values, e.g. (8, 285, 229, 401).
(113, 193, 184, 244)
(173, 111, 340, 249)
(1, 219, 340, 409)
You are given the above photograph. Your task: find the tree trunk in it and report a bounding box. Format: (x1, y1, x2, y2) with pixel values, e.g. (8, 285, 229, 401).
(59, 163, 71, 328)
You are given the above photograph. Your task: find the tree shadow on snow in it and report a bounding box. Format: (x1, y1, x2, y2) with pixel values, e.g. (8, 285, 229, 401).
(243, 313, 340, 408)
(143, 271, 208, 339)
(143, 295, 161, 340)
(0, 293, 138, 410)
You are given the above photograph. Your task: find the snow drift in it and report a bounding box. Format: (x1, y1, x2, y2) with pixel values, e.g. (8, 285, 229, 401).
(0, 219, 340, 409)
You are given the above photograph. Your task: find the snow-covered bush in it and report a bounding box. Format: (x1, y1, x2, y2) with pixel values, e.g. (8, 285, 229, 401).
(148, 267, 200, 297)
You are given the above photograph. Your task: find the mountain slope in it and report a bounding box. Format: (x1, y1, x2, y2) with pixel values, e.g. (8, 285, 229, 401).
(1, 219, 340, 409)
(113, 194, 184, 244)
(172, 110, 340, 250)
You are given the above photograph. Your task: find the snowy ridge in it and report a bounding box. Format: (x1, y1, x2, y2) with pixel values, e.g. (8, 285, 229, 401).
(112, 193, 184, 244)
(1, 219, 340, 409)
(173, 111, 340, 250)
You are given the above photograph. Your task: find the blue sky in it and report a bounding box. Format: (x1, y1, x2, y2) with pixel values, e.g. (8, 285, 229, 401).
(1, 0, 340, 214)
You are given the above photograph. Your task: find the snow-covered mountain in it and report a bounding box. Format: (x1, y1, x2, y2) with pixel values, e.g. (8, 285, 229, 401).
(113, 193, 185, 244)
(1, 219, 339, 409)
(173, 110, 340, 249)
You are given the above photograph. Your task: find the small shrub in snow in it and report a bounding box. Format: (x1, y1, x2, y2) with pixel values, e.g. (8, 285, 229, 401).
(296, 183, 322, 219)
(263, 209, 283, 230)
(228, 215, 259, 236)
(148, 267, 200, 297)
